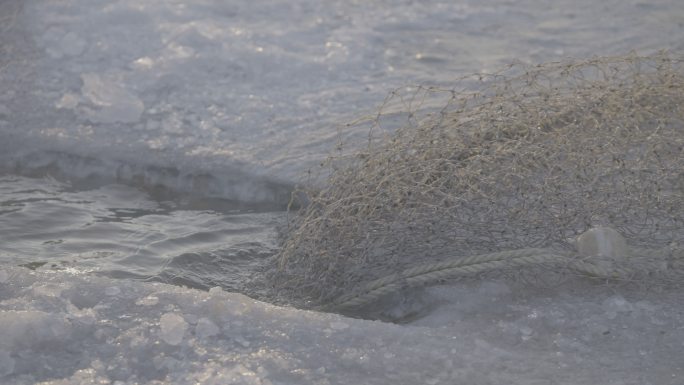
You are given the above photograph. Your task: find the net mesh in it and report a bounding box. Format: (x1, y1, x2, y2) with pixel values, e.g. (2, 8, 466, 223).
(269, 52, 684, 309)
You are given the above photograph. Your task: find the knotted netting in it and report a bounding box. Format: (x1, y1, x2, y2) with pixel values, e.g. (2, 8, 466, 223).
(270, 53, 684, 311)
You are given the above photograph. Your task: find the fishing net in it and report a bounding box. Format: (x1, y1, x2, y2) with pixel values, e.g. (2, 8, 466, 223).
(270, 52, 684, 312)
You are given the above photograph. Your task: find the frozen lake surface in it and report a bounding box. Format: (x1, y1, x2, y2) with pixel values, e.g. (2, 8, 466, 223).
(1, 0, 683, 383)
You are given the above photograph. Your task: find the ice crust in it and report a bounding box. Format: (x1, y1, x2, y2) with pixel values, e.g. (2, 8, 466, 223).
(0, 267, 682, 385)
(2, 0, 684, 200)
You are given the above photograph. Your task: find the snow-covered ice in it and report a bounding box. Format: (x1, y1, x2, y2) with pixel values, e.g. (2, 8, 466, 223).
(2, 0, 684, 195)
(0, 267, 683, 384)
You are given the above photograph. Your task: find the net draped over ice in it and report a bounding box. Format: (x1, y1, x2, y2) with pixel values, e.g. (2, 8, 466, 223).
(271, 53, 684, 310)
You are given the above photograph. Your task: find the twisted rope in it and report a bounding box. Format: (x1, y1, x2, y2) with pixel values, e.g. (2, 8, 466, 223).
(325, 245, 682, 311)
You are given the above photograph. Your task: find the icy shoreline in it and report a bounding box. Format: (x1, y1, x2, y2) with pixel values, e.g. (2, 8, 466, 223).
(1, 266, 682, 384)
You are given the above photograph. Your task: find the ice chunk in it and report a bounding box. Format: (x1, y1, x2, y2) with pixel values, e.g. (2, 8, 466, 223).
(159, 313, 188, 346)
(81, 73, 144, 124)
(0, 310, 71, 351)
(0, 270, 7, 284)
(208, 286, 223, 295)
(195, 318, 219, 339)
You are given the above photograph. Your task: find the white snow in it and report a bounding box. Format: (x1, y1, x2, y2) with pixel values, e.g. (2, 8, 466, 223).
(2, 0, 684, 198)
(0, 267, 682, 384)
